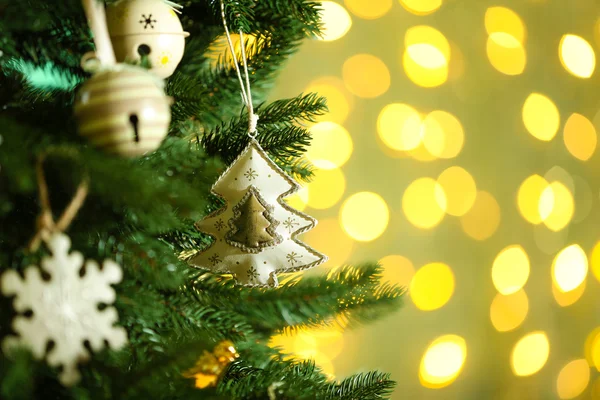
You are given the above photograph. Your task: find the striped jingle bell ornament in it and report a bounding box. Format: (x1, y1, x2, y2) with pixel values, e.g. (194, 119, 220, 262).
(74, 62, 172, 157)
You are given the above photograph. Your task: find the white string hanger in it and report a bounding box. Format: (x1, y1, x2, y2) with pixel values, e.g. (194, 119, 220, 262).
(219, 0, 259, 137)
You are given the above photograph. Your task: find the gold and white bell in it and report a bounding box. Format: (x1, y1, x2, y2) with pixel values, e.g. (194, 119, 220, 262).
(106, 0, 190, 79)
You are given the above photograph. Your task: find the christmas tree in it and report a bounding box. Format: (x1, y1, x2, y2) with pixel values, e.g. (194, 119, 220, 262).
(0, 0, 404, 399)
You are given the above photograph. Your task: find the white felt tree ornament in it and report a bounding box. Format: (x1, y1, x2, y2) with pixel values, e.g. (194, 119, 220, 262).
(189, 139, 327, 286)
(1, 233, 127, 386)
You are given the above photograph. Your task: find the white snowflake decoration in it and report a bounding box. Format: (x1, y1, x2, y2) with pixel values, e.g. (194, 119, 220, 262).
(1, 232, 128, 386)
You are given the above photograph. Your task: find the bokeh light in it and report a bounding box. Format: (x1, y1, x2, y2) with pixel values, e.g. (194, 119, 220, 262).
(486, 33, 526, 75)
(563, 113, 597, 161)
(522, 93, 560, 141)
(306, 167, 346, 210)
(400, 0, 442, 16)
(539, 182, 574, 231)
(377, 103, 422, 151)
(344, 0, 391, 19)
(307, 122, 353, 169)
(343, 54, 391, 98)
(419, 335, 467, 389)
(559, 34, 596, 78)
(556, 359, 590, 399)
(410, 262, 454, 311)
(511, 332, 550, 377)
(552, 278, 586, 307)
(305, 77, 353, 124)
(460, 191, 501, 240)
(436, 166, 477, 216)
(304, 218, 354, 269)
(492, 245, 530, 295)
(485, 7, 525, 42)
(318, 2, 352, 42)
(552, 244, 588, 292)
(340, 192, 389, 241)
(402, 178, 447, 229)
(489, 290, 529, 332)
(422, 111, 465, 159)
(585, 327, 600, 368)
(592, 241, 600, 283)
(517, 174, 550, 224)
(403, 26, 450, 87)
(379, 255, 415, 288)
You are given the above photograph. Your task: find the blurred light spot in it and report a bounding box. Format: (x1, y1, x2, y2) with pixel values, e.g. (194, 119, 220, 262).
(304, 218, 354, 269)
(437, 166, 477, 216)
(559, 34, 596, 78)
(306, 167, 346, 209)
(285, 185, 309, 212)
(591, 241, 600, 283)
(544, 166, 575, 193)
(400, 0, 442, 15)
(511, 331, 550, 376)
(343, 54, 390, 98)
(584, 327, 600, 368)
(403, 26, 450, 87)
(563, 113, 597, 161)
(305, 77, 353, 124)
(408, 142, 438, 161)
(492, 245, 530, 295)
(319, 2, 352, 42)
(422, 111, 464, 159)
(552, 278, 586, 307)
(539, 182, 574, 231)
(402, 178, 446, 229)
(486, 33, 526, 75)
(490, 290, 529, 332)
(534, 224, 569, 256)
(377, 103, 422, 151)
(379, 255, 415, 287)
(552, 244, 588, 292)
(307, 122, 353, 169)
(340, 192, 389, 241)
(485, 7, 526, 42)
(556, 359, 590, 399)
(294, 328, 345, 360)
(344, 0, 391, 19)
(522, 93, 560, 141)
(518, 175, 550, 224)
(419, 335, 466, 388)
(410, 262, 454, 311)
(573, 175, 593, 223)
(460, 191, 501, 240)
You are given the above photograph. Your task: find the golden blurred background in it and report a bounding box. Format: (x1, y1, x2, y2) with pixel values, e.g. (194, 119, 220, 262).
(263, 0, 600, 398)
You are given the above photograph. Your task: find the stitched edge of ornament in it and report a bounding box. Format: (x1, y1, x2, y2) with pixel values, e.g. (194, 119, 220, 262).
(190, 137, 328, 287)
(225, 185, 283, 253)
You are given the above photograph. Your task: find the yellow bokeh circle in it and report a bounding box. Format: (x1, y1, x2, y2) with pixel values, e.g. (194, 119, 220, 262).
(552, 244, 588, 292)
(340, 192, 389, 242)
(553, 279, 586, 307)
(489, 290, 529, 332)
(460, 191, 501, 241)
(400, 0, 442, 16)
(379, 255, 415, 288)
(486, 33, 526, 76)
(344, 0, 391, 19)
(511, 331, 550, 377)
(539, 182, 574, 231)
(307, 122, 353, 169)
(410, 262, 455, 311)
(318, 2, 352, 42)
(403, 26, 450, 87)
(517, 174, 550, 224)
(556, 359, 590, 399)
(492, 245, 530, 295)
(563, 113, 597, 161)
(419, 334, 466, 389)
(342, 54, 391, 98)
(485, 6, 525, 42)
(306, 167, 346, 210)
(592, 241, 600, 283)
(422, 111, 465, 159)
(305, 77, 353, 124)
(402, 178, 447, 229)
(377, 103, 422, 151)
(559, 34, 596, 78)
(522, 93, 560, 141)
(437, 166, 477, 216)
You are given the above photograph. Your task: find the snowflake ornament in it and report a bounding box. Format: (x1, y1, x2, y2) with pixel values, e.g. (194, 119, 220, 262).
(1, 233, 127, 386)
